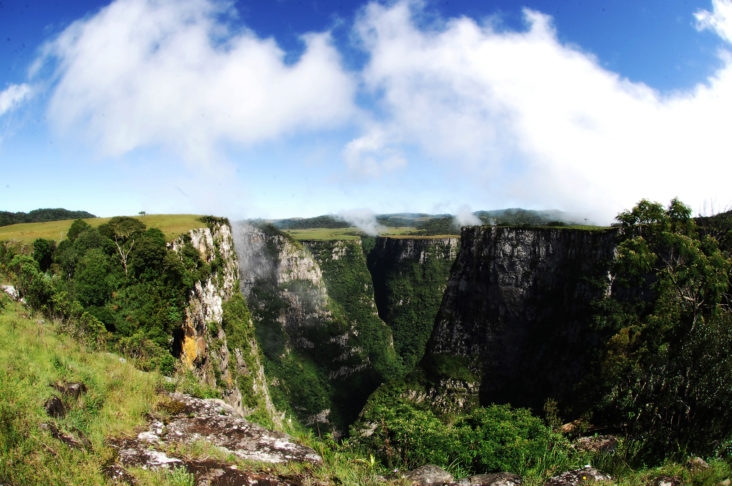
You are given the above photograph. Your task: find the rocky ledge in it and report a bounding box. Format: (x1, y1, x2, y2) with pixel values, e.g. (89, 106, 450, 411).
(106, 392, 321, 483)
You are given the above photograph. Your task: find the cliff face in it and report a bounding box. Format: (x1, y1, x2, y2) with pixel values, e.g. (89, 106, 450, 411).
(366, 237, 459, 372)
(172, 221, 277, 425)
(233, 224, 402, 432)
(422, 226, 617, 413)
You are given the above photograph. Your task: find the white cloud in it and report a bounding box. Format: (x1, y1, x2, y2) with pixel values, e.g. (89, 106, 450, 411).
(0, 84, 32, 117)
(454, 205, 481, 227)
(36, 0, 357, 165)
(338, 208, 384, 235)
(695, 0, 732, 44)
(343, 128, 407, 177)
(353, 0, 732, 223)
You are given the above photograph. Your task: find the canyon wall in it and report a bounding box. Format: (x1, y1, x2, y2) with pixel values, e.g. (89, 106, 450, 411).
(421, 226, 617, 414)
(172, 221, 278, 426)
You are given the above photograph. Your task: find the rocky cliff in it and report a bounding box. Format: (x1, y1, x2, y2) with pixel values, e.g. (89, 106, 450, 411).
(366, 236, 459, 372)
(171, 220, 278, 425)
(421, 226, 617, 414)
(233, 223, 402, 432)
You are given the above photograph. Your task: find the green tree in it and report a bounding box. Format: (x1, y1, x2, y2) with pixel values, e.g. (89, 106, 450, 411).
(32, 238, 56, 272)
(66, 218, 92, 241)
(74, 248, 112, 307)
(596, 198, 732, 461)
(99, 216, 146, 277)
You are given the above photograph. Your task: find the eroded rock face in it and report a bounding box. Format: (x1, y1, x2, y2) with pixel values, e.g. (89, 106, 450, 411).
(423, 226, 617, 413)
(172, 221, 278, 425)
(232, 223, 400, 432)
(108, 392, 321, 479)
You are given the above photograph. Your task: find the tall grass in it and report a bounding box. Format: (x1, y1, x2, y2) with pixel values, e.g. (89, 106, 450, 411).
(0, 295, 159, 485)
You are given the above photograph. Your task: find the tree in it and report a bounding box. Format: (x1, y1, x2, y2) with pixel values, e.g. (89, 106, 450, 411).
(66, 219, 92, 241)
(74, 248, 112, 307)
(32, 238, 56, 272)
(99, 217, 146, 277)
(595, 198, 732, 461)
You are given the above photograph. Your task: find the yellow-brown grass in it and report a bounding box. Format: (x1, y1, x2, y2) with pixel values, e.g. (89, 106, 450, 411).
(0, 214, 206, 243)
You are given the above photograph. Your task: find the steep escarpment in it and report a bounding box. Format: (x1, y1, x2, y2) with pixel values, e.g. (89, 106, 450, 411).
(420, 226, 617, 415)
(172, 220, 278, 425)
(233, 223, 401, 432)
(366, 236, 459, 372)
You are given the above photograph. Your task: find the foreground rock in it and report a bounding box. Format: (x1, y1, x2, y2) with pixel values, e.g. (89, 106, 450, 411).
(543, 465, 612, 485)
(107, 392, 321, 482)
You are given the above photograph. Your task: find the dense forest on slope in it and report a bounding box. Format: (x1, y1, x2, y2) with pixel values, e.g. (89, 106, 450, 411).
(0, 216, 219, 374)
(0, 208, 96, 227)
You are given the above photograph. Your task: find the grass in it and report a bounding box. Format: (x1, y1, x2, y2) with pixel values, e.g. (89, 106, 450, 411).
(0, 294, 160, 485)
(283, 226, 460, 241)
(0, 214, 206, 244)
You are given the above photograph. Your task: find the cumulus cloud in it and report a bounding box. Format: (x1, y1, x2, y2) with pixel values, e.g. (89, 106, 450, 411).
(35, 0, 357, 164)
(343, 127, 407, 177)
(0, 84, 32, 117)
(353, 0, 732, 223)
(695, 0, 732, 44)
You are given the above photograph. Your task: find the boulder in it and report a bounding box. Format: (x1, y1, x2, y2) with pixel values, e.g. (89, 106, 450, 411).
(544, 465, 611, 485)
(402, 464, 454, 485)
(456, 472, 523, 485)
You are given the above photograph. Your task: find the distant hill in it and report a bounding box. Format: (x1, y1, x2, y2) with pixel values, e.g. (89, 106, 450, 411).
(267, 209, 578, 236)
(0, 208, 96, 227)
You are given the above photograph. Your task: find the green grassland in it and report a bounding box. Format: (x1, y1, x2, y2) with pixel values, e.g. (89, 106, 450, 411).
(283, 226, 460, 241)
(0, 214, 206, 244)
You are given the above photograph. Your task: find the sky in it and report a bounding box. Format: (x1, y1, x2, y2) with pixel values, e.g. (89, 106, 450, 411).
(1, 0, 732, 225)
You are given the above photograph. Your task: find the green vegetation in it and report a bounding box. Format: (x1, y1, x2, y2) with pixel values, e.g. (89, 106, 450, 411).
(367, 237, 457, 372)
(0, 216, 216, 375)
(0, 214, 206, 244)
(0, 208, 96, 227)
(0, 294, 159, 484)
(589, 198, 732, 464)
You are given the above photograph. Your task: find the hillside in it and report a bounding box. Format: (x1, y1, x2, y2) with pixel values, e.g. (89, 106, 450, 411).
(0, 208, 97, 227)
(3, 203, 732, 484)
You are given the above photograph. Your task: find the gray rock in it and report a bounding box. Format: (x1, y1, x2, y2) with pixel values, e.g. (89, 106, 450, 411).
(402, 464, 454, 485)
(43, 395, 66, 418)
(455, 472, 522, 485)
(108, 392, 321, 473)
(544, 465, 611, 485)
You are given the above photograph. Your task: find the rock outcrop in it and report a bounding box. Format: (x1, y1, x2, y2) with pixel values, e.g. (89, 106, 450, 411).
(107, 392, 321, 483)
(233, 223, 401, 432)
(421, 226, 617, 414)
(171, 220, 278, 425)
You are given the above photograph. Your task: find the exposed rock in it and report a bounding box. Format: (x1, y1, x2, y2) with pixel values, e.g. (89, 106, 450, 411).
(50, 380, 87, 399)
(102, 464, 137, 485)
(186, 459, 323, 486)
(651, 476, 682, 486)
(43, 395, 66, 418)
(423, 226, 617, 413)
(1, 284, 19, 300)
(172, 222, 279, 426)
(162, 393, 322, 463)
(108, 392, 321, 475)
(686, 456, 710, 471)
(543, 465, 612, 485)
(402, 464, 454, 485)
(455, 472, 522, 485)
(573, 435, 618, 454)
(41, 421, 91, 450)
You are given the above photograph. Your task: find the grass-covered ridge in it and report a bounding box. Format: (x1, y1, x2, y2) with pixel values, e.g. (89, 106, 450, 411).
(0, 214, 205, 244)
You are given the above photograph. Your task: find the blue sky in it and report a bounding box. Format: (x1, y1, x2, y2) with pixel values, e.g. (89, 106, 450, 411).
(1, 0, 732, 224)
